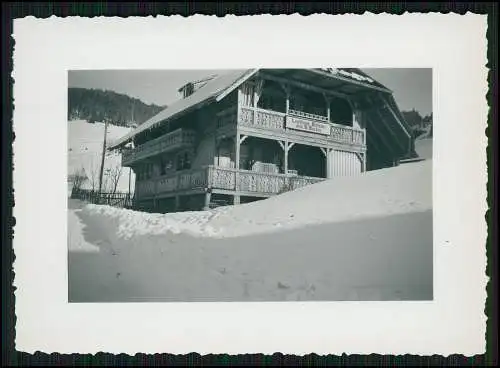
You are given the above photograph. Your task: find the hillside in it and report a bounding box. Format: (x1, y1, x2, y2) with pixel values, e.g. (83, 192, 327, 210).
(68, 160, 433, 302)
(68, 87, 165, 127)
(68, 120, 135, 194)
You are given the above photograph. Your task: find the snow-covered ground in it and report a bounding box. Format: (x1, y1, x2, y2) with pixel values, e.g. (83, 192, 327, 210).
(68, 120, 135, 193)
(68, 160, 433, 303)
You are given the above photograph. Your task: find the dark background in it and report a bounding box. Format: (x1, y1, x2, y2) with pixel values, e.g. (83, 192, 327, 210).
(2, 2, 497, 366)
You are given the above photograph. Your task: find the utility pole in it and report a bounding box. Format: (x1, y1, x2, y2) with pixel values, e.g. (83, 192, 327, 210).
(98, 119, 109, 197)
(128, 167, 132, 195)
(128, 101, 135, 199)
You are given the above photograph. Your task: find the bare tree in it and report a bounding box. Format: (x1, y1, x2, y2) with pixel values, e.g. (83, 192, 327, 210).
(70, 167, 88, 191)
(88, 156, 100, 192)
(105, 163, 123, 195)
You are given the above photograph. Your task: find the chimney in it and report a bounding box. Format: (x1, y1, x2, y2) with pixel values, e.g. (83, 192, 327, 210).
(179, 83, 195, 98)
(178, 75, 217, 99)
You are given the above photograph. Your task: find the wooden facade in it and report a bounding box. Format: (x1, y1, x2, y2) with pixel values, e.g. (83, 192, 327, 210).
(110, 69, 414, 213)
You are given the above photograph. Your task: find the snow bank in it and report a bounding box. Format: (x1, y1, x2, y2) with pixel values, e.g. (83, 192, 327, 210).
(212, 159, 432, 237)
(67, 202, 100, 253)
(81, 204, 222, 240)
(77, 160, 432, 240)
(69, 204, 433, 302)
(68, 160, 433, 302)
(68, 120, 134, 193)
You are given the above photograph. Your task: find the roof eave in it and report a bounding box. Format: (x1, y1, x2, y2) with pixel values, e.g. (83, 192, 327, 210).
(109, 95, 219, 150)
(109, 71, 255, 150)
(215, 69, 259, 102)
(308, 69, 394, 94)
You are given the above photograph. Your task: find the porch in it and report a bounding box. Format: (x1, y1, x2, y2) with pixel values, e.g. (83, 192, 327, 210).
(122, 105, 366, 169)
(216, 105, 366, 149)
(122, 128, 196, 167)
(134, 165, 325, 209)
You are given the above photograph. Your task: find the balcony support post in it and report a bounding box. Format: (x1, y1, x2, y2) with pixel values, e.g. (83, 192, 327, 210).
(278, 83, 291, 115)
(234, 131, 241, 205)
(204, 191, 212, 211)
(239, 135, 248, 145)
(323, 93, 331, 122)
(252, 79, 264, 127)
(280, 140, 292, 175)
(284, 143, 288, 175)
(233, 194, 240, 205)
(321, 147, 333, 179)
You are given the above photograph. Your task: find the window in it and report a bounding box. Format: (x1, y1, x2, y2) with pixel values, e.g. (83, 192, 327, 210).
(182, 83, 194, 98)
(176, 151, 192, 171)
(165, 159, 173, 172)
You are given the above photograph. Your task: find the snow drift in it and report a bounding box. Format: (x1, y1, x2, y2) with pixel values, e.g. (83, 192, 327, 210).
(68, 160, 433, 302)
(77, 159, 432, 240)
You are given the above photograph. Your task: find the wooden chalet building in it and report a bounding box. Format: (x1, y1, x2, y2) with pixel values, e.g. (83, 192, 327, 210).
(109, 68, 415, 212)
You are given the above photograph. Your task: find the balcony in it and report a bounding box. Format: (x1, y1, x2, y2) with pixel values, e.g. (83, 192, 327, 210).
(122, 128, 196, 166)
(236, 106, 366, 148)
(134, 165, 325, 199)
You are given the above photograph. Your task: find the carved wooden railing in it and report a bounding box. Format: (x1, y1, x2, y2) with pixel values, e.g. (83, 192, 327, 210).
(208, 166, 325, 194)
(178, 169, 208, 190)
(289, 175, 324, 190)
(136, 167, 209, 198)
(239, 106, 286, 130)
(238, 106, 366, 146)
(134, 165, 326, 199)
(122, 128, 196, 166)
(207, 166, 236, 190)
(330, 123, 365, 145)
(239, 170, 288, 193)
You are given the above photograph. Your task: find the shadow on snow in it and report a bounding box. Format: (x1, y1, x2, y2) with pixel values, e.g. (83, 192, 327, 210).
(68, 206, 433, 303)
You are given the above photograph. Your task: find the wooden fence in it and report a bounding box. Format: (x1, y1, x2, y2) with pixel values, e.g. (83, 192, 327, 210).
(71, 187, 134, 209)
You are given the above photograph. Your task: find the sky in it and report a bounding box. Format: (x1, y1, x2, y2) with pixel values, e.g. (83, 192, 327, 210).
(68, 68, 432, 116)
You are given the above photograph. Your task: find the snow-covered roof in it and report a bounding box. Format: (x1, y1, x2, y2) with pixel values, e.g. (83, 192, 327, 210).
(316, 68, 393, 92)
(109, 69, 257, 149)
(109, 68, 393, 150)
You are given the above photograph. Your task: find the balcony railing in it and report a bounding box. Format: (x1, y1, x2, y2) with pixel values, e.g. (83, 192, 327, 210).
(237, 106, 366, 146)
(122, 128, 196, 166)
(289, 109, 329, 122)
(134, 165, 325, 199)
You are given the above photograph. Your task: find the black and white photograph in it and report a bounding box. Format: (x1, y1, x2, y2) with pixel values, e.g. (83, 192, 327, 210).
(12, 13, 488, 356)
(67, 68, 433, 303)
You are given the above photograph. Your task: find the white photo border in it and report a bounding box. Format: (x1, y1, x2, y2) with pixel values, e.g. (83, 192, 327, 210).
(12, 14, 488, 355)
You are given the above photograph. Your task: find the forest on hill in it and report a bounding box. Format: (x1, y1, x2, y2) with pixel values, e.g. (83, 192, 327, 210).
(68, 87, 432, 139)
(68, 88, 165, 127)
